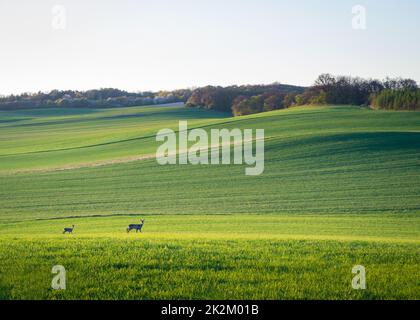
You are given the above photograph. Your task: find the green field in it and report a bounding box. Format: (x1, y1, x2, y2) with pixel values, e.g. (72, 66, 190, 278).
(0, 104, 419, 299)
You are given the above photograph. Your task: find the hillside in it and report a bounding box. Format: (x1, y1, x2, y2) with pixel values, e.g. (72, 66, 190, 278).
(0, 104, 419, 299)
(0, 104, 419, 221)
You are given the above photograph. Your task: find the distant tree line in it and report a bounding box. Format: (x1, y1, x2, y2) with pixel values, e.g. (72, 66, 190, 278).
(370, 89, 420, 111)
(186, 75, 419, 116)
(185, 84, 305, 116)
(294, 74, 419, 111)
(1, 75, 418, 112)
(0, 88, 192, 110)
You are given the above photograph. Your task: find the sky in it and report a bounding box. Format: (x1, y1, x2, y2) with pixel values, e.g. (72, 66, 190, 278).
(0, 0, 419, 95)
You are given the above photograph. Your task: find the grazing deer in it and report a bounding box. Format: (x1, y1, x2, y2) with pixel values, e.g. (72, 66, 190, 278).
(127, 219, 145, 233)
(63, 225, 75, 234)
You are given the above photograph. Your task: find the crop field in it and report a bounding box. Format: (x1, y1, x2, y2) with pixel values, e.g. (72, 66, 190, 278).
(0, 104, 419, 299)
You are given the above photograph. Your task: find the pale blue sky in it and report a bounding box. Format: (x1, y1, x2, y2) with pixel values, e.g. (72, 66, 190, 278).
(0, 0, 419, 95)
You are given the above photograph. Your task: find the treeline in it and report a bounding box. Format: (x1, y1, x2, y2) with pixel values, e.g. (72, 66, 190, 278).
(185, 84, 305, 116)
(1, 75, 418, 112)
(295, 74, 419, 111)
(370, 89, 420, 111)
(0, 88, 192, 110)
(185, 75, 420, 116)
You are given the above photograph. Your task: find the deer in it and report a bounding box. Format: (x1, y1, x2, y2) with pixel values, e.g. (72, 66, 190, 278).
(63, 225, 75, 234)
(127, 219, 145, 233)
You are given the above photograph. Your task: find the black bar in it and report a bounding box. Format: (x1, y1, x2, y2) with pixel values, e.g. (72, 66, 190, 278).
(1, 300, 416, 318)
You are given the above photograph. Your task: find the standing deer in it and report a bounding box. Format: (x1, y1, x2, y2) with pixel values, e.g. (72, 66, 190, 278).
(63, 225, 75, 234)
(127, 219, 145, 233)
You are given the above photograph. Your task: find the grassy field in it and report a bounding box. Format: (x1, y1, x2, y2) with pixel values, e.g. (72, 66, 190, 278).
(0, 214, 419, 299)
(0, 104, 419, 299)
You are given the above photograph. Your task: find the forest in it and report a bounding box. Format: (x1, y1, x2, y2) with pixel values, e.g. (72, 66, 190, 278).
(186, 74, 419, 115)
(0, 88, 192, 110)
(1, 75, 418, 113)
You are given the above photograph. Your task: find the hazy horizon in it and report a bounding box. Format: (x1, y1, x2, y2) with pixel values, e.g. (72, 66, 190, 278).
(1, 0, 419, 95)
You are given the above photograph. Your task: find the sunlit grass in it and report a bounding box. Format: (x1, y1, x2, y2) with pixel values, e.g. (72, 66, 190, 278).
(0, 105, 419, 299)
(0, 214, 418, 300)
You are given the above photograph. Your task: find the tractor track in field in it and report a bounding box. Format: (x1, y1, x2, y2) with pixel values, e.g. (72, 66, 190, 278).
(14, 153, 158, 174)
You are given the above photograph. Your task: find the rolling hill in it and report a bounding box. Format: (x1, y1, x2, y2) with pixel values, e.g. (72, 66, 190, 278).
(0, 104, 419, 299)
